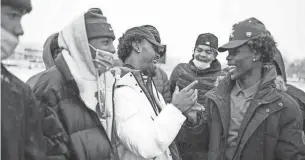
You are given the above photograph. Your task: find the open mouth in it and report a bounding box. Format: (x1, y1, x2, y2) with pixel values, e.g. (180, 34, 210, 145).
(228, 65, 236, 73)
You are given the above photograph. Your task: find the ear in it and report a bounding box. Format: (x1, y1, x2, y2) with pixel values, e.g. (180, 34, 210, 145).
(254, 52, 262, 61)
(132, 41, 141, 53)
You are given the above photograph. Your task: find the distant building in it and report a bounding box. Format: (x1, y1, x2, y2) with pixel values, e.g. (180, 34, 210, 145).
(3, 47, 44, 69)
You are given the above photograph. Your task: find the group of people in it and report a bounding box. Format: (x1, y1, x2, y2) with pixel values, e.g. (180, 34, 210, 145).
(2, 0, 305, 160)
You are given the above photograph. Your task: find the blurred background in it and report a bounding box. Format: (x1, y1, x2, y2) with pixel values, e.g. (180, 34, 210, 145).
(3, 0, 305, 89)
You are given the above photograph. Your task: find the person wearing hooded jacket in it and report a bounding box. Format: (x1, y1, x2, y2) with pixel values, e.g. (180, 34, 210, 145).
(26, 33, 62, 88)
(273, 48, 305, 130)
(183, 17, 305, 160)
(170, 33, 223, 160)
(1, 0, 46, 159)
(32, 8, 119, 160)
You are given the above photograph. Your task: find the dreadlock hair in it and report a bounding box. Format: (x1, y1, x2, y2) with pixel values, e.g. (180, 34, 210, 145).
(247, 34, 277, 63)
(117, 33, 145, 63)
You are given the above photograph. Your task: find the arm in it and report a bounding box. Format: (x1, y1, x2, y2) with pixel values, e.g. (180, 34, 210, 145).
(33, 83, 71, 160)
(176, 98, 211, 154)
(169, 65, 181, 95)
(114, 86, 186, 159)
(24, 88, 46, 160)
(160, 70, 172, 103)
(276, 103, 305, 160)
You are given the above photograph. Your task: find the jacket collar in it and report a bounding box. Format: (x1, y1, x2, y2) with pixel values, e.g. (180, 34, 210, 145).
(205, 65, 284, 137)
(207, 65, 280, 101)
(54, 53, 79, 96)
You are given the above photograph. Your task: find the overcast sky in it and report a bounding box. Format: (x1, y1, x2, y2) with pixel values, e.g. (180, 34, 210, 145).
(20, 0, 305, 64)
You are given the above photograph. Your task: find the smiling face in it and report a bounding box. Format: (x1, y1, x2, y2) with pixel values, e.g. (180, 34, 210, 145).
(138, 39, 158, 77)
(193, 45, 215, 63)
(226, 44, 258, 80)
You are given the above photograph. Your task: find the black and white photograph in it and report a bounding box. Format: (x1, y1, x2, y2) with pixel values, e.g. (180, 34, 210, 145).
(1, 0, 305, 160)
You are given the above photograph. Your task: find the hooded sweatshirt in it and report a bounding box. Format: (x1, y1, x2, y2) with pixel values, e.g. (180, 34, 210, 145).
(56, 13, 113, 136)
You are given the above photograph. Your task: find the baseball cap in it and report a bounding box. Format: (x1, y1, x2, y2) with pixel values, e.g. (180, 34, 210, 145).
(195, 33, 218, 50)
(218, 17, 269, 52)
(142, 25, 167, 58)
(125, 26, 165, 53)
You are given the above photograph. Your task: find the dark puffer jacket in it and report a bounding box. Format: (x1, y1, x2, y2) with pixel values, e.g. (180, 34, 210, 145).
(170, 59, 222, 160)
(27, 33, 60, 88)
(153, 66, 171, 103)
(1, 64, 45, 160)
(170, 59, 222, 105)
(184, 66, 305, 160)
(32, 54, 119, 160)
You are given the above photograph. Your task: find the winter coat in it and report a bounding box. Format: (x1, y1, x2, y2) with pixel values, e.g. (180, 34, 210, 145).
(26, 33, 59, 88)
(153, 66, 171, 103)
(185, 66, 305, 160)
(32, 54, 119, 160)
(1, 64, 45, 160)
(106, 66, 184, 160)
(170, 59, 222, 160)
(32, 13, 119, 160)
(170, 59, 222, 105)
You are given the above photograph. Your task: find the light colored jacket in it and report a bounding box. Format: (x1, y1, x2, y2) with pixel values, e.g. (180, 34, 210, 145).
(107, 67, 186, 160)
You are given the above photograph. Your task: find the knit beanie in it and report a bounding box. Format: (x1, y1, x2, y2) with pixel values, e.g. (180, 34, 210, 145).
(1, 0, 32, 12)
(84, 8, 115, 40)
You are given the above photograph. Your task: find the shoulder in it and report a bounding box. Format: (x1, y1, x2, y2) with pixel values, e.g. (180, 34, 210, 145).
(172, 63, 189, 74)
(32, 66, 65, 96)
(286, 84, 305, 104)
(9, 71, 32, 96)
(26, 71, 44, 88)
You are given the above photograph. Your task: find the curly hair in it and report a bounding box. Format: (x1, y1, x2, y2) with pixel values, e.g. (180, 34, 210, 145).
(247, 34, 277, 63)
(117, 33, 145, 63)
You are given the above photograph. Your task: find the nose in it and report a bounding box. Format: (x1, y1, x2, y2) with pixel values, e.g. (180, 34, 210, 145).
(14, 22, 24, 37)
(226, 54, 232, 61)
(109, 44, 116, 54)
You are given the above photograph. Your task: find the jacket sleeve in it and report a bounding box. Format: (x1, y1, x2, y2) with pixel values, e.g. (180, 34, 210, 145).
(33, 83, 71, 160)
(176, 98, 211, 155)
(160, 70, 172, 103)
(169, 65, 181, 95)
(24, 87, 46, 160)
(276, 102, 305, 160)
(114, 86, 186, 159)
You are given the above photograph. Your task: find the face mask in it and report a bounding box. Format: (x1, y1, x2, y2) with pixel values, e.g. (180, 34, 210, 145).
(1, 28, 19, 60)
(192, 59, 212, 70)
(89, 44, 114, 70)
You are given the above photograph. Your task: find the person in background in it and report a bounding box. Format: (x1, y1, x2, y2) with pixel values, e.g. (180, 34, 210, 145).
(1, 0, 46, 159)
(32, 8, 120, 160)
(170, 33, 222, 160)
(142, 24, 172, 103)
(26, 33, 62, 88)
(273, 47, 305, 130)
